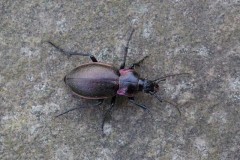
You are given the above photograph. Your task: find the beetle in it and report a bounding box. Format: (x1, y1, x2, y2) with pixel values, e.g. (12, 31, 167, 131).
(48, 29, 189, 130)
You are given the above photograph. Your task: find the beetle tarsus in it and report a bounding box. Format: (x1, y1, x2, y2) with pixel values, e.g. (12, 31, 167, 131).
(47, 41, 98, 62)
(129, 55, 149, 69)
(55, 107, 80, 118)
(120, 28, 135, 69)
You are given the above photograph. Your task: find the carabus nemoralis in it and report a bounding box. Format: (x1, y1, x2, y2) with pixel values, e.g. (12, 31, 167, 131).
(48, 29, 189, 130)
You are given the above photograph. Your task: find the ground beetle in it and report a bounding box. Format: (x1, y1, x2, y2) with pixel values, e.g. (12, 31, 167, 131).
(48, 29, 189, 130)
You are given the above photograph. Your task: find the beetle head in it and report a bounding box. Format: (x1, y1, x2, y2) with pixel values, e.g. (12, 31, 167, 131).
(143, 80, 159, 93)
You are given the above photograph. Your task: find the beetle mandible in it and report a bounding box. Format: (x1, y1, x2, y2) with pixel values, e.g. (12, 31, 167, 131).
(48, 29, 188, 130)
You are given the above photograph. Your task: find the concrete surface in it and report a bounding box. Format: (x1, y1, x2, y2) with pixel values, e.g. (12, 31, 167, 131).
(1, 0, 239, 159)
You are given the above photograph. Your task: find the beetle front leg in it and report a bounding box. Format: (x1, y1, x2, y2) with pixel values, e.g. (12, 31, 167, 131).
(128, 97, 153, 118)
(102, 96, 116, 133)
(47, 41, 98, 62)
(120, 29, 135, 69)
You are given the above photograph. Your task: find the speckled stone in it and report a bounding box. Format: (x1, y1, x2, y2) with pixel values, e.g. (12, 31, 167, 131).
(1, 1, 239, 159)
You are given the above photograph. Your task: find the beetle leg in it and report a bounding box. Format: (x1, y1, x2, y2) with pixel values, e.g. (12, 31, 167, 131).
(120, 29, 135, 69)
(128, 97, 153, 118)
(47, 41, 98, 62)
(129, 55, 149, 69)
(55, 99, 104, 118)
(102, 96, 116, 132)
(55, 107, 80, 118)
(149, 92, 181, 116)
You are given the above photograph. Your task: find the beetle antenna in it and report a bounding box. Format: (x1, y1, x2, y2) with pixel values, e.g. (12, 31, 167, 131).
(150, 92, 181, 116)
(153, 73, 191, 82)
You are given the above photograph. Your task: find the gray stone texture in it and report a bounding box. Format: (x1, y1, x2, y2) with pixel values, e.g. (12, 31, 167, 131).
(1, 0, 239, 160)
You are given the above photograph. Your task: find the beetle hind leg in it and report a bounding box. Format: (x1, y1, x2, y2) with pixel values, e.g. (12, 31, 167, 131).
(55, 107, 80, 118)
(47, 41, 98, 62)
(55, 99, 104, 118)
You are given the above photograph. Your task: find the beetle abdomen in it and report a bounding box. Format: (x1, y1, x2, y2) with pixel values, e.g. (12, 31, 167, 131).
(64, 63, 119, 99)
